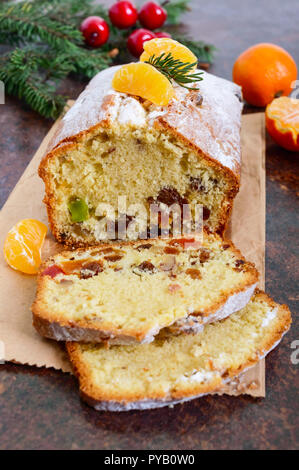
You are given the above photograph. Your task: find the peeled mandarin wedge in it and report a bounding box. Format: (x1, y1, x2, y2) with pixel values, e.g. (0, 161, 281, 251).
(266, 97, 299, 151)
(112, 62, 175, 106)
(4, 219, 47, 274)
(140, 38, 198, 70)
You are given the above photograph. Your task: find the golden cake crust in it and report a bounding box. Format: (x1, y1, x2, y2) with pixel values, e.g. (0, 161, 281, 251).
(66, 290, 291, 411)
(32, 234, 258, 344)
(38, 68, 243, 245)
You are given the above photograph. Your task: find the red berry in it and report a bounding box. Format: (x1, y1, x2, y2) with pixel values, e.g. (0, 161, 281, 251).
(109, 1, 138, 29)
(155, 31, 171, 39)
(80, 16, 109, 47)
(127, 28, 156, 57)
(138, 1, 167, 30)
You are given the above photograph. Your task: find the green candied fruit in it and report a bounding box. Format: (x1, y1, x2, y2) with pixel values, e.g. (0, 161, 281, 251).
(68, 198, 89, 223)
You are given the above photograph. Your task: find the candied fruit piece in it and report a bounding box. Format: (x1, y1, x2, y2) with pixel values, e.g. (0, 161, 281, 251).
(42, 265, 65, 278)
(136, 261, 156, 273)
(186, 268, 202, 279)
(80, 261, 103, 279)
(68, 198, 89, 223)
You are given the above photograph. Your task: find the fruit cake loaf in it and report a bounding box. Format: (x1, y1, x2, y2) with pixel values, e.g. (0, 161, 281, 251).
(39, 66, 243, 246)
(32, 233, 258, 344)
(66, 291, 291, 411)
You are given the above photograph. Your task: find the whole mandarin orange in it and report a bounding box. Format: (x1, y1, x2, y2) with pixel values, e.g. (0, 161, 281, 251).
(233, 43, 297, 107)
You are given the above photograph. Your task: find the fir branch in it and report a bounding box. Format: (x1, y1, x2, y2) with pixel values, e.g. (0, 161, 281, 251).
(0, 1, 83, 50)
(0, 1, 112, 76)
(0, 0, 215, 119)
(22, 82, 66, 119)
(70, 46, 112, 78)
(161, 0, 190, 25)
(45, 0, 110, 27)
(0, 48, 69, 119)
(145, 52, 203, 90)
(38, 51, 76, 83)
(171, 35, 217, 64)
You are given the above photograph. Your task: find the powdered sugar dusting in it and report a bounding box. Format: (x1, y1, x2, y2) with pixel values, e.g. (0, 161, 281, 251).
(261, 307, 278, 327)
(159, 72, 242, 172)
(51, 67, 120, 147)
(169, 283, 257, 335)
(47, 65, 242, 176)
(178, 369, 219, 384)
(117, 96, 146, 125)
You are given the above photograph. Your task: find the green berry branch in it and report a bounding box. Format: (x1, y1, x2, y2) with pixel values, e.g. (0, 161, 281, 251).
(0, 0, 215, 119)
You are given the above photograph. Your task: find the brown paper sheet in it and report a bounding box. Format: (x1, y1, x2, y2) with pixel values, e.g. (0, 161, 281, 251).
(0, 109, 266, 395)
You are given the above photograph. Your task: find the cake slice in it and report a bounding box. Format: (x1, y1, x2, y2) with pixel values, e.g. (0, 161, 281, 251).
(32, 233, 258, 344)
(66, 291, 291, 411)
(39, 67, 242, 246)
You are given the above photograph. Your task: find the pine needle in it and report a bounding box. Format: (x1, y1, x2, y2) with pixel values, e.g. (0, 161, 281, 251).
(162, 0, 190, 25)
(171, 35, 217, 64)
(0, 0, 214, 118)
(145, 52, 203, 90)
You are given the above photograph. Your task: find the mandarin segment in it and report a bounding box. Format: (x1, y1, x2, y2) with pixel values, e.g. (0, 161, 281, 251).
(140, 38, 198, 70)
(4, 219, 48, 274)
(112, 62, 175, 106)
(266, 97, 299, 151)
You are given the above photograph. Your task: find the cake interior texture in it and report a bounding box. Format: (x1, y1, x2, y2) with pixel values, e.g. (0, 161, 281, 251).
(67, 291, 291, 405)
(44, 123, 235, 245)
(33, 234, 258, 342)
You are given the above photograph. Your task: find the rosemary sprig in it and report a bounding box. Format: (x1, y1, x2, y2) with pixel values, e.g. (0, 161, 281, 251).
(145, 52, 203, 90)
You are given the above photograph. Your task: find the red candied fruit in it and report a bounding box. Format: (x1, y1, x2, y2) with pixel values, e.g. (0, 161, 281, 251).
(42, 265, 65, 278)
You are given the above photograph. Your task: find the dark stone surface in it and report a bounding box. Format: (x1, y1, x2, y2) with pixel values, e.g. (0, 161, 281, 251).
(0, 0, 298, 450)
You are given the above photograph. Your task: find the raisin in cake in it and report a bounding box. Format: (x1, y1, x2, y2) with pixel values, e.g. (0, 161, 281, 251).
(32, 233, 258, 344)
(66, 291, 291, 411)
(39, 67, 243, 246)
